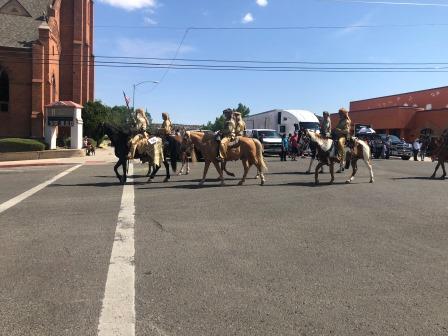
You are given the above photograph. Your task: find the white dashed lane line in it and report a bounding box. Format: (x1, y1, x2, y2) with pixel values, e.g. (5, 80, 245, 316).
(0, 164, 82, 215)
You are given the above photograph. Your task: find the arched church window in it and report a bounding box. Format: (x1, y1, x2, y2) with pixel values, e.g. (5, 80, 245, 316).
(51, 74, 56, 102)
(0, 69, 9, 112)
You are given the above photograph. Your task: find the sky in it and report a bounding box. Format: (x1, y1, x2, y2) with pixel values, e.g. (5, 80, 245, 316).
(94, 0, 448, 124)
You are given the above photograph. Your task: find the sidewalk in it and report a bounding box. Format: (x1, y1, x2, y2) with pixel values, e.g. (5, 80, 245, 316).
(0, 147, 117, 168)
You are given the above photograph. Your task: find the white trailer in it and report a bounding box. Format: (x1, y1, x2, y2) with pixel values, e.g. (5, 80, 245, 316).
(244, 109, 320, 135)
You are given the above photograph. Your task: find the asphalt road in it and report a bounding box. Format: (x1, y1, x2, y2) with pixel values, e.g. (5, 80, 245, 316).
(0, 157, 447, 336)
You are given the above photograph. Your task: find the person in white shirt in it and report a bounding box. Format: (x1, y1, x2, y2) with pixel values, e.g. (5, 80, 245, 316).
(412, 138, 421, 161)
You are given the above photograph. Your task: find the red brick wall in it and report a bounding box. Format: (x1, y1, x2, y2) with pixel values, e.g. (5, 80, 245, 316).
(0, 49, 33, 137)
(0, 0, 94, 138)
(351, 86, 448, 111)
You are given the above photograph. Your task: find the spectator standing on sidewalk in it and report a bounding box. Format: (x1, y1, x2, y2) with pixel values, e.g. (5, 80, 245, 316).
(290, 132, 299, 161)
(281, 134, 289, 161)
(412, 138, 421, 161)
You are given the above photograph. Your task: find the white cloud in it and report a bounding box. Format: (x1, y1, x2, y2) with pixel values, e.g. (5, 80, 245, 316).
(334, 12, 374, 37)
(98, 0, 157, 11)
(242, 13, 254, 23)
(144, 17, 158, 25)
(256, 0, 268, 7)
(117, 38, 195, 58)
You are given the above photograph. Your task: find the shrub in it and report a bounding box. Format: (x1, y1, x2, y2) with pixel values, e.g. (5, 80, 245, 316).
(0, 138, 46, 152)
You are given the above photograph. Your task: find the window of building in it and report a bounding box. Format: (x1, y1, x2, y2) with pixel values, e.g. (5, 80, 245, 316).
(51, 74, 56, 102)
(0, 69, 9, 112)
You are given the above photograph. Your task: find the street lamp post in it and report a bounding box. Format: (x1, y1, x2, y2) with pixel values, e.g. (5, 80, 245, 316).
(132, 80, 159, 111)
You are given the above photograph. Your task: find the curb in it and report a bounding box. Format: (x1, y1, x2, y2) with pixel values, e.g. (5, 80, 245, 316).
(0, 149, 85, 162)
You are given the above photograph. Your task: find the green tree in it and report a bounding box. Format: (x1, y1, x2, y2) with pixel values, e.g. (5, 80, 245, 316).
(202, 103, 250, 131)
(235, 103, 250, 118)
(82, 101, 133, 146)
(82, 101, 110, 146)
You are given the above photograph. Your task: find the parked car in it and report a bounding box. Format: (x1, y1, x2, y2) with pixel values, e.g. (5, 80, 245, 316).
(357, 133, 384, 159)
(245, 129, 282, 154)
(378, 134, 412, 160)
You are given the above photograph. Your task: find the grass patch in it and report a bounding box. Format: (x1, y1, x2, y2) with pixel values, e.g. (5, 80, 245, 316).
(0, 138, 46, 152)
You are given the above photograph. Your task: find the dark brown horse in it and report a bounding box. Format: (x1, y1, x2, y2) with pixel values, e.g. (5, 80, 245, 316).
(430, 136, 447, 179)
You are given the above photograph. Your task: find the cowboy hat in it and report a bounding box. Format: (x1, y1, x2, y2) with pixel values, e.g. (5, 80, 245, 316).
(338, 107, 349, 116)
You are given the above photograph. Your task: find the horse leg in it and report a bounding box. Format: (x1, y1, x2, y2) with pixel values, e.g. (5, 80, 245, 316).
(255, 161, 265, 186)
(238, 160, 250, 186)
(213, 161, 225, 186)
(222, 162, 236, 177)
(346, 159, 357, 184)
(306, 158, 314, 174)
(329, 162, 334, 184)
(441, 161, 446, 179)
(430, 162, 440, 179)
(365, 159, 374, 183)
(114, 160, 122, 182)
(199, 161, 211, 186)
(314, 162, 323, 185)
(186, 159, 190, 175)
(163, 159, 170, 182)
(149, 165, 160, 181)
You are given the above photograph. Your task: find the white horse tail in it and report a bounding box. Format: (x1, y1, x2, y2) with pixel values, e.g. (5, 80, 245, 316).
(253, 138, 268, 172)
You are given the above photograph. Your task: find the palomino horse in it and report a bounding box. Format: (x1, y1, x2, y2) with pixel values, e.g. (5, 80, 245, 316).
(430, 137, 447, 179)
(97, 122, 132, 184)
(305, 130, 374, 185)
(129, 134, 179, 182)
(183, 131, 267, 186)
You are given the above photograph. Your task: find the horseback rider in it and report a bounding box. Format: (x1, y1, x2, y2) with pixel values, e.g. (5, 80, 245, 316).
(333, 107, 352, 169)
(320, 111, 332, 138)
(216, 108, 236, 161)
(234, 111, 246, 136)
(160, 112, 173, 136)
(135, 108, 150, 134)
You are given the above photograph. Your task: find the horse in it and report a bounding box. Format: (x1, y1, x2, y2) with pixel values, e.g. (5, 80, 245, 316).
(344, 138, 375, 184)
(305, 130, 374, 185)
(96, 122, 132, 184)
(430, 137, 447, 179)
(182, 131, 267, 186)
(129, 134, 179, 182)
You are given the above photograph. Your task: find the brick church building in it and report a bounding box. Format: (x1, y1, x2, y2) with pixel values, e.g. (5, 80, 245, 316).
(0, 0, 94, 138)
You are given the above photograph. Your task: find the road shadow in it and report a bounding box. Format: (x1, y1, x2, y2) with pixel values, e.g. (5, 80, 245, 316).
(50, 180, 148, 188)
(392, 176, 446, 181)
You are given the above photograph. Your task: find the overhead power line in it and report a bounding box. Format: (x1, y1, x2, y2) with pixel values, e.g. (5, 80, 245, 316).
(1, 57, 447, 72)
(0, 50, 447, 65)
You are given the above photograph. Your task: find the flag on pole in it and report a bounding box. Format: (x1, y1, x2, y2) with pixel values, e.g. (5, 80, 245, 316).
(123, 91, 131, 110)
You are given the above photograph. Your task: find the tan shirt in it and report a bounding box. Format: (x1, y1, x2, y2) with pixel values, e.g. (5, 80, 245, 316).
(335, 118, 351, 137)
(161, 119, 172, 135)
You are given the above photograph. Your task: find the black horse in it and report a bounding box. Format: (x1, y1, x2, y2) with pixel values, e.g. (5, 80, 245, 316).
(97, 122, 133, 184)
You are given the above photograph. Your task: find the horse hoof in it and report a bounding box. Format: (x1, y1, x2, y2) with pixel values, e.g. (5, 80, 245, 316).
(163, 178, 169, 183)
(146, 178, 152, 183)
(370, 179, 374, 183)
(345, 180, 351, 184)
(305, 171, 310, 175)
(329, 180, 334, 185)
(315, 181, 319, 185)
(441, 176, 446, 180)
(430, 175, 435, 179)
(177, 172, 182, 176)
(237, 181, 244, 186)
(260, 180, 265, 186)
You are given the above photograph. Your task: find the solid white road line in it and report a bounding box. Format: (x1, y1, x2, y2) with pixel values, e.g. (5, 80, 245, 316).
(0, 164, 82, 215)
(98, 164, 136, 336)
